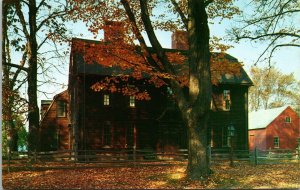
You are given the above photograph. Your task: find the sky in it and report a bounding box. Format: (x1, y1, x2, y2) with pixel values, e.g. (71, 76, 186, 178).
(9, 1, 300, 104)
(37, 20, 300, 102)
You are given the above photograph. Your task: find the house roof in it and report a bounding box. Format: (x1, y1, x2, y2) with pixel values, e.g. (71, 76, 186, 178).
(249, 106, 290, 130)
(70, 38, 253, 86)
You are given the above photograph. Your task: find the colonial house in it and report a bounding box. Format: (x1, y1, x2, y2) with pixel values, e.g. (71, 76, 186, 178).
(249, 106, 300, 151)
(40, 27, 253, 154)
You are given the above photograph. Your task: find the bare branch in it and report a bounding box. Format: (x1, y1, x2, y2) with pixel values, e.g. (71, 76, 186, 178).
(4, 62, 29, 72)
(268, 43, 300, 65)
(237, 32, 300, 41)
(37, 0, 46, 11)
(170, 0, 188, 29)
(14, 1, 30, 40)
(36, 10, 68, 32)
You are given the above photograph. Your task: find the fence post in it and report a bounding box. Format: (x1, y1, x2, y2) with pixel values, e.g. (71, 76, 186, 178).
(254, 147, 258, 166)
(207, 145, 211, 166)
(229, 137, 234, 167)
(297, 143, 300, 167)
(133, 124, 137, 167)
(7, 148, 11, 173)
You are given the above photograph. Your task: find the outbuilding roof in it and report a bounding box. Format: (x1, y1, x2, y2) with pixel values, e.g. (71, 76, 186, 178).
(249, 106, 290, 130)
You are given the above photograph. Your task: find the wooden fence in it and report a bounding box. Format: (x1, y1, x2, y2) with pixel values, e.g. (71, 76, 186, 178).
(3, 148, 250, 165)
(251, 147, 300, 165)
(4, 147, 298, 169)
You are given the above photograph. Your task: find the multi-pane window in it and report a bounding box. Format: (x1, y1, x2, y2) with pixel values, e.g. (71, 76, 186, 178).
(56, 101, 66, 117)
(223, 90, 231, 111)
(274, 137, 280, 148)
(129, 96, 135, 107)
(104, 94, 110, 106)
(285, 117, 291, 123)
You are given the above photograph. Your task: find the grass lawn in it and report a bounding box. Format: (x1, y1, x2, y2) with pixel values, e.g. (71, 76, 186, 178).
(2, 161, 300, 189)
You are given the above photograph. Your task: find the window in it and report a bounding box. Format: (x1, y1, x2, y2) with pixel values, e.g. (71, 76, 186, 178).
(129, 96, 135, 107)
(285, 117, 291, 123)
(223, 90, 231, 111)
(57, 101, 66, 117)
(167, 87, 173, 95)
(274, 137, 279, 148)
(104, 94, 110, 106)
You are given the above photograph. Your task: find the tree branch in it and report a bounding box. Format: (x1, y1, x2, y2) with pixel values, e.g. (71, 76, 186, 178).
(121, 0, 165, 73)
(237, 32, 300, 41)
(14, 1, 30, 41)
(37, 0, 46, 11)
(4, 62, 29, 72)
(36, 10, 68, 32)
(204, 0, 213, 7)
(139, 0, 176, 75)
(170, 0, 188, 30)
(11, 47, 28, 89)
(268, 43, 300, 65)
(139, 0, 188, 112)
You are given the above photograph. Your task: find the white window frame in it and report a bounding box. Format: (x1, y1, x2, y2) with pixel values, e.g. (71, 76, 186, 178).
(56, 101, 66, 117)
(129, 96, 135, 107)
(104, 94, 110, 106)
(274, 136, 280, 148)
(285, 116, 291, 123)
(223, 90, 231, 111)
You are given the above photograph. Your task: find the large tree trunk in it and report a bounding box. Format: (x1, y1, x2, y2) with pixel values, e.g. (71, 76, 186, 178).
(185, 0, 212, 179)
(186, 114, 210, 179)
(27, 0, 40, 151)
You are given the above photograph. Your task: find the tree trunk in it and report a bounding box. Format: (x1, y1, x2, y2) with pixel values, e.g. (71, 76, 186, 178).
(185, 0, 212, 179)
(2, 1, 19, 152)
(186, 112, 210, 179)
(27, 0, 40, 151)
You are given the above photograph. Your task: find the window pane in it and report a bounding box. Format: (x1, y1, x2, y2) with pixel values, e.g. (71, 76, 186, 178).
(285, 117, 291, 123)
(104, 94, 110, 106)
(274, 137, 279, 148)
(223, 90, 231, 111)
(57, 101, 66, 117)
(129, 96, 135, 107)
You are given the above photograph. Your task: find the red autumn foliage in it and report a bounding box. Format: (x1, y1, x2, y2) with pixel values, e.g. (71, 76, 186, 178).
(72, 38, 242, 100)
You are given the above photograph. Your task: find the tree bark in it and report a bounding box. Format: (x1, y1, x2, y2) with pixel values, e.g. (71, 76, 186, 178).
(186, 114, 210, 179)
(185, 0, 212, 179)
(27, 0, 40, 151)
(2, 0, 19, 152)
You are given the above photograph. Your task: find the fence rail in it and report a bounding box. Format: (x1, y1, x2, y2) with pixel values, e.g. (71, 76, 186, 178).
(3, 147, 299, 168)
(250, 147, 300, 165)
(3, 148, 250, 164)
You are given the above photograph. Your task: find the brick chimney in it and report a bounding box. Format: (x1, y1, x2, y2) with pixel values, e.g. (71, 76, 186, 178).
(104, 21, 125, 42)
(171, 30, 188, 50)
